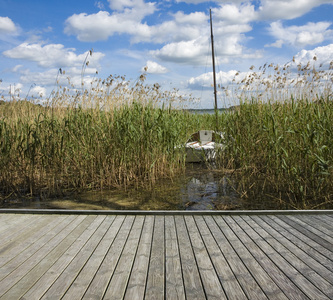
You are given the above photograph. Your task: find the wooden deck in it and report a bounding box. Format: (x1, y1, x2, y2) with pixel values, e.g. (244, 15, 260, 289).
(0, 209, 332, 299)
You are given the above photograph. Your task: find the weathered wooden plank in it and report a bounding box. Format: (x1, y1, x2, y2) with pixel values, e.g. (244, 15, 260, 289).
(82, 215, 134, 299)
(6, 215, 95, 300)
(281, 215, 333, 250)
(194, 215, 248, 300)
(0, 215, 54, 255)
(0, 213, 33, 229)
(251, 216, 333, 299)
(0, 214, 12, 224)
(124, 215, 154, 300)
(241, 215, 332, 299)
(218, 215, 287, 300)
(164, 215, 185, 300)
(231, 215, 306, 300)
(145, 215, 165, 300)
(295, 215, 333, 238)
(255, 215, 333, 284)
(20, 215, 104, 300)
(59, 215, 121, 300)
(175, 215, 206, 300)
(0, 214, 33, 238)
(272, 216, 333, 272)
(312, 214, 333, 229)
(0, 215, 92, 299)
(0, 215, 67, 268)
(185, 215, 227, 299)
(39, 215, 112, 299)
(103, 216, 145, 300)
(204, 215, 267, 300)
(0, 215, 73, 271)
(0, 214, 80, 294)
(0, 212, 332, 300)
(267, 215, 333, 264)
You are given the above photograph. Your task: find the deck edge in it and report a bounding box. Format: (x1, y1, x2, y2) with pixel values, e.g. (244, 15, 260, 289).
(0, 209, 332, 215)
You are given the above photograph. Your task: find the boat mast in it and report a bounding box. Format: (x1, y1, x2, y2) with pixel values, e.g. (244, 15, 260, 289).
(210, 9, 218, 129)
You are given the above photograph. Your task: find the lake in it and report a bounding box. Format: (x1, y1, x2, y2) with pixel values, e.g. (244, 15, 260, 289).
(2, 163, 285, 210)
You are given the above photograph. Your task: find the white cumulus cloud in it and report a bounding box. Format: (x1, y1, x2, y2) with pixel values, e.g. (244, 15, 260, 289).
(151, 39, 210, 65)
(30, 85, 46, 97)
(267, 21, 332, 48)
(143, 60, 168, 74)
(175, 0, 245, 3)
(258, 0, 333, 20)
(0, 16, 17, 34)
(3, 43, 104, 68)
(292, 44, 333, 67)
(188, 70, 242, 89)
(64, 11, 152, 42)
(146, 11, 207, 44)
(65, 0, 156, 42)
(107, 0, 156, 18)
(213, 3, 257, 25)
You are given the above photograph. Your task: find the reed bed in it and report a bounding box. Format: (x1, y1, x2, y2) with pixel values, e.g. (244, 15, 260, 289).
(218, 58, 333, 209)
(0, 77, 214, 199)
(1, 56, 332, 210)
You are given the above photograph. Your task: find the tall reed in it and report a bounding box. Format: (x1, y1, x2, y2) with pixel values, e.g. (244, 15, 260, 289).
(1, 56, 332, 210)
(0, 77, 210, 198)
(218, 58, 333, 209)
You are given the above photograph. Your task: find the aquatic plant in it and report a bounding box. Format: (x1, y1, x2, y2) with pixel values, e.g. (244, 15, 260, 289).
(1, 56, 332, 210)
(218, 58, 333, 209)
(0, 75, 209, 198)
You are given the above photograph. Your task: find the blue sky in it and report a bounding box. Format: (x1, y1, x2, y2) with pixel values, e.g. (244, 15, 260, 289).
(1, 0, 333, 108)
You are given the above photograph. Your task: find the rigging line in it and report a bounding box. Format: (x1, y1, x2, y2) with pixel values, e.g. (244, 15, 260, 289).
(199, 34, 212, 109)
(212, 38, 231, 109)
(213, 48, 227, 108)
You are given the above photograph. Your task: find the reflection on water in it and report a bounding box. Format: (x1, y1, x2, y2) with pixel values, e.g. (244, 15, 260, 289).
(2, 164, 283, 210)
(181, 166, 241, 210)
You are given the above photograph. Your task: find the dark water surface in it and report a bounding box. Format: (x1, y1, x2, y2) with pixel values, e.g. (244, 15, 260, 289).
(2, 164, 284, 211)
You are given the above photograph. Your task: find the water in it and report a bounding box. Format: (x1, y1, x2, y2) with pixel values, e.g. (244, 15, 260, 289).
(2, 164, 282, 210)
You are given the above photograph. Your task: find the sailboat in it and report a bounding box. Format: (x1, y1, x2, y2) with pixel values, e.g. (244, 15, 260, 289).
(185, 9, 224, 163)
(185, 129, 224, 163)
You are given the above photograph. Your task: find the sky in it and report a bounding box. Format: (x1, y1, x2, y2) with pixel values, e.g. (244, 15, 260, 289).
(1, 0, 333, 108)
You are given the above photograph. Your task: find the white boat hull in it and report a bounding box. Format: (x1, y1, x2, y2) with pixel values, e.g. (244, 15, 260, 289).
(185, 141, 218, 163)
